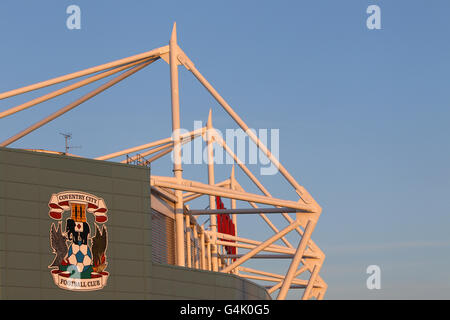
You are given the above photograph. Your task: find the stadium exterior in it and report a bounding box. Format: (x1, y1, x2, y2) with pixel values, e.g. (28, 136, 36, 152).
(0, 146, 269, 299)
(0, 24, 326, 299)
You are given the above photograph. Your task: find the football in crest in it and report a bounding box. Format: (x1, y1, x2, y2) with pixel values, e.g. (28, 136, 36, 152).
(67, 243, 93, 273)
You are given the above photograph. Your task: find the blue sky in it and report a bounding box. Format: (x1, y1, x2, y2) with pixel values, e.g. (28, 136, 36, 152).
(1, 1, 450, 299)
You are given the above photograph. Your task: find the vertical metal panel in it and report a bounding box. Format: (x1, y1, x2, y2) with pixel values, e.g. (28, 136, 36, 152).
(166, 212, 176, 265)
(151, 209, 175, 265)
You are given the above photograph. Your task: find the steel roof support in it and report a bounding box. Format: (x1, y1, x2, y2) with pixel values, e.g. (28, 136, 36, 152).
(169, 23, 185, 267)
(277, 219, 316, 300)
(206, 110, 219, 271)
(96, 126, 204, 160)
(180, 54, 319, 210)
(0, 58, 156, 119)
(0, 46, 168, 100)
(214, 132, 294, 248)
(0, 59, 155, 147)
(151, 177, 313, 211)
(230, 166, 238, 259)
(220, 221, 300, 274)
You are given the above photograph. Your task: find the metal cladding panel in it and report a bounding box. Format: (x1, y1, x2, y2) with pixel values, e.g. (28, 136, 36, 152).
(151, 209, 175, 265)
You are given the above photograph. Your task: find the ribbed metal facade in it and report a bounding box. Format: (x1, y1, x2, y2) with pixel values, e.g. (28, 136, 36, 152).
(151, 209, 175, 265)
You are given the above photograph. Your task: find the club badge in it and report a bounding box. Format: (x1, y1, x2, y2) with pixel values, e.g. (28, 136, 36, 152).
(48, 191, 109, 291)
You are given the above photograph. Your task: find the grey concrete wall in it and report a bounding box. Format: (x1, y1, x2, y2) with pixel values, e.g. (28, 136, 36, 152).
(0, 147, 270, 300)
(149, 264, 270, 300)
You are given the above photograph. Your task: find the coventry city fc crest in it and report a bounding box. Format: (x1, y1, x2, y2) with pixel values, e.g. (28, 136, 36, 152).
(48, 191, 109, 291)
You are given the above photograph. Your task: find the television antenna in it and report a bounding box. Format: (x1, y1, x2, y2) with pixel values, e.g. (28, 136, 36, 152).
(59, 132, 81, 154)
